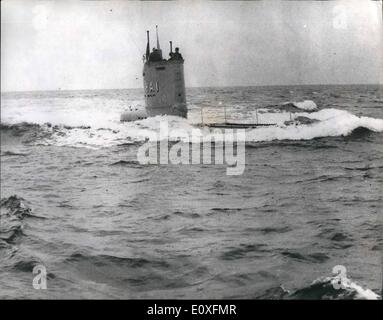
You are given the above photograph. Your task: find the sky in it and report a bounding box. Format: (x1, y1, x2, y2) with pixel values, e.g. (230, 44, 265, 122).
(1, 0, 382, 91)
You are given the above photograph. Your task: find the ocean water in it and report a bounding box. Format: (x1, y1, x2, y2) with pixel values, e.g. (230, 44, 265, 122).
(1, 85, 382, 299)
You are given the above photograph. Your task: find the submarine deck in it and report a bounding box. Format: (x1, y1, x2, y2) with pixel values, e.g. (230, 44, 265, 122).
(205, 122, 277, 129)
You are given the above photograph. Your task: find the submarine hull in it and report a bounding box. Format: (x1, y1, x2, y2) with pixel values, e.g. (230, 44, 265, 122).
(120, 106, 147, 122)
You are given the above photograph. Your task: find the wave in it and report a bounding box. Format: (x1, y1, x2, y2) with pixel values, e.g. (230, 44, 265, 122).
(66, 252, 170, 269)
(220, 243, 267, 261)
(1, 150, 30, 157)
(110, 160, 144, 168)
(281, 100, 318, 111)
(1, 104, 382, 148)
(280, 250, 329, 263)
(255, 273, 380, 300)
(0, 122, 55, 146)
(0, 241, 47, 276)
(289, 275, 380, 300)
(0, 195, 51, 281)
(0, 195, 32, 243)
(0, 195, 46, 242)
(245, 108, 383, 143)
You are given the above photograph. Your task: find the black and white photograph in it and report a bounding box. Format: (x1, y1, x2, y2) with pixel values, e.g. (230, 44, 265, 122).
(1, 0, 382, 305)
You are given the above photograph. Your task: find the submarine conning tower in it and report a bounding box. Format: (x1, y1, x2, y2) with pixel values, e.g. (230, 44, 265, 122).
(143, 26, 187, 118)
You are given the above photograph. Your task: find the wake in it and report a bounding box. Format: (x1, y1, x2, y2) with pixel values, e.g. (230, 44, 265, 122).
(1, 99, 383, 149)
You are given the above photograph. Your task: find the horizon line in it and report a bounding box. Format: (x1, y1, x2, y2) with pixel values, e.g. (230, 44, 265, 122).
(1, 83, 383, 94)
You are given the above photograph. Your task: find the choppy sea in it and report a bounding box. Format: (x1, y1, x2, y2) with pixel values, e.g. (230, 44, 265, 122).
(1, 85, 382, 299)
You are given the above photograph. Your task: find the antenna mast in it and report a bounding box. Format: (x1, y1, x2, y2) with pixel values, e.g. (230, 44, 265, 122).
(146, 30, 150, 61)
(156, 25, 160, 50)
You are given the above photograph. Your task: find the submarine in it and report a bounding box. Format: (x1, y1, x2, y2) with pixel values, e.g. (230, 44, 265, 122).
(121, 26, 187, 121)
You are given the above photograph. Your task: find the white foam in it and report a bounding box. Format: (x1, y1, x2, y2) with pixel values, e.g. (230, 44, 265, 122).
(1, 96, 143, 130)
(283, 100, 318, 110)
(329, 274, 380, 300)
(349, 281, 380, 300)
(2, 95, 383, 148)
(42, 108, 383, 148)
(246, 108, 383, 142)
